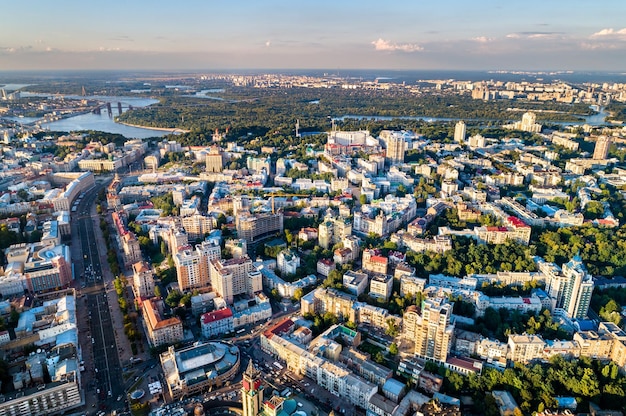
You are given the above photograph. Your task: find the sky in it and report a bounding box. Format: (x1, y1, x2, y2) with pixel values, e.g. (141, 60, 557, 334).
(2, 0, 626, 71)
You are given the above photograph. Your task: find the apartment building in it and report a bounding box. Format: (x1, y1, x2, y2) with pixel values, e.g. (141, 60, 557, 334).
(209, 256, 261, 304)
(143, 298, 184, 347)
(132, 261, 155, 298)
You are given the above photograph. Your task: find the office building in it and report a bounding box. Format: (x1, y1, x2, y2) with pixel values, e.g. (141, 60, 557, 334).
(236, 212, 283, 243)
(209, 256, 261, 304)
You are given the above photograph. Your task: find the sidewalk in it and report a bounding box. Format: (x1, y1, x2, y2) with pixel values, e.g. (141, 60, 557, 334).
(91, 208, 146, 368)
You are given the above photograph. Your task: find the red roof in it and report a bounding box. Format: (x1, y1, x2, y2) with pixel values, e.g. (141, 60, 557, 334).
(264, 318, 294, 339)
(202, 308, 233, 324)
(507, 216, 529, 228)
(370, 255, 388, 264)
(318, 259, 334, 266)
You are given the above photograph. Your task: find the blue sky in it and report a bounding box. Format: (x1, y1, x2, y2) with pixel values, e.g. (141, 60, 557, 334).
(2, 0, 626, 70)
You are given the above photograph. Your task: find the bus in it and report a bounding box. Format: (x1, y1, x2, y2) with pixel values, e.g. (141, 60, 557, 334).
(273, 361, 283, 370)
(236, 328, 246, 334)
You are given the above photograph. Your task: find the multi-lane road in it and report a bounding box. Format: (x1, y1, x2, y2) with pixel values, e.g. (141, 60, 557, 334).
(74, 179, 125, 411)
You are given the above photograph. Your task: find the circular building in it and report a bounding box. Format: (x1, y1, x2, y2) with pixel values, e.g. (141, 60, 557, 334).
(160, 341, 240, 401)
(129, 389, 145, 402)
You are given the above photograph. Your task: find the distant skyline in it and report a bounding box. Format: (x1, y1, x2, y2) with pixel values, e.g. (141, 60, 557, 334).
(2, 0, 626, 71)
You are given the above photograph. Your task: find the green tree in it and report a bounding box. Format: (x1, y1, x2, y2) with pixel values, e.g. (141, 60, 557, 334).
(389, 342, 398, 356)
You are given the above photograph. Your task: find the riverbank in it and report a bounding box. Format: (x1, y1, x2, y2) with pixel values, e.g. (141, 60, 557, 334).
(116, 120, 189, 133)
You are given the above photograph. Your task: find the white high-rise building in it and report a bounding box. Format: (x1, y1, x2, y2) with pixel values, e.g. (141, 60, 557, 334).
(454, 121, 466, 143)
(561, 256, 594, 319)
(546, 255, 594, 319)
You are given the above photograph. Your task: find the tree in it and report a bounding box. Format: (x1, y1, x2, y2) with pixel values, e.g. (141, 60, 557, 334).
(385, 318, 399, 337)
(292, 288, 304, 302)
(359, 194, 367, 205)
(165, 290, 183, 308)
(584, 200, 605, 219)
(389, 342, 398, 356)
(154, 286, 162, 298)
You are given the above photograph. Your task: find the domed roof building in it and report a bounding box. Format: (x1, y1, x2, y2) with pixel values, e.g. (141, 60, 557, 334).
(161, 341, 240, 401)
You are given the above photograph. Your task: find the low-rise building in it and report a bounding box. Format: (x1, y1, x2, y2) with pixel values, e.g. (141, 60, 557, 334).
(343, 270, 369, 296)
(160, 342, 240, 401)
(507, 334, 545, 363)
(201, 308, 234, 338)
(369, 274, 393, 301)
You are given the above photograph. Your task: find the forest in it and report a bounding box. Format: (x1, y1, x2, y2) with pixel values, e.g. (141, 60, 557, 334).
(405, 236, 537, 277)
(116, 86, 595, 135)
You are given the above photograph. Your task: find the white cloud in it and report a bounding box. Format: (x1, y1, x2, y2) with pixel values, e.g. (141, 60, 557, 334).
(472, 36, 493, 43)
(506, 32, 563, 40)
(371, 38, 423, 52)
(265, 40, 271, 47)
(591, 28, 626, 38)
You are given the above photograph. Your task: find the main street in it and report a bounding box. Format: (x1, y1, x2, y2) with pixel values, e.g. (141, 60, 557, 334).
(72, 178, 125, 412)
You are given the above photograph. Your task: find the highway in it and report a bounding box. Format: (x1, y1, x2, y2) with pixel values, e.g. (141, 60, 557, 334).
(74, 179, 125, 411)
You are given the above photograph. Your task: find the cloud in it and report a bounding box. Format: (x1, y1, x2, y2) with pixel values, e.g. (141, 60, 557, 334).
(371, 38, 423, 52)
(109, 35, 134, 42)
(265, 40, 271, 47)
(506, 31, 563, 40)
(0, 45, 32, 54)
(591, 28, 626, 38)
(472, 36, 493, 43)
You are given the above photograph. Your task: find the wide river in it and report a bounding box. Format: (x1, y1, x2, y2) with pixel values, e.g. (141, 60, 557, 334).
(21, 93, 174, 139)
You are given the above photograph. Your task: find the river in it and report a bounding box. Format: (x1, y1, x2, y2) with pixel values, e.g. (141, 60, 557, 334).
(20, 93, 175, 139)
(334, 106, 610, 126)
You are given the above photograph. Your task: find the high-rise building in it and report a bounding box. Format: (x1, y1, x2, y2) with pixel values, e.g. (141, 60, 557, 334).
(209, 256, 261, 304)
(545, 255, 594, 319)
(593, 135, 612, 160)
(236, 212, 283, 243)
(403, 298, 454, 362)
(242, 361, 264, 416)
(380, 131, 406, 165)
(454, 121, 466, 143)
(174, 241, 221, 291)
(561, 255, 594, 319)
